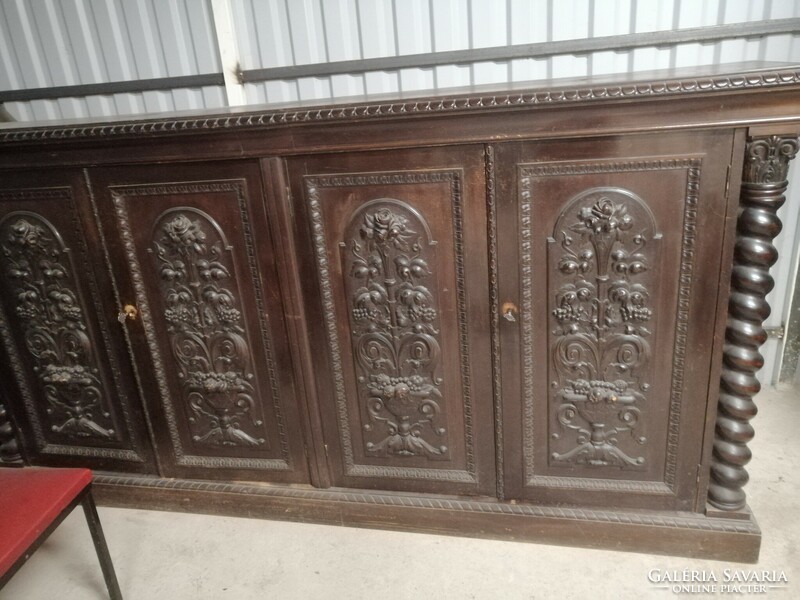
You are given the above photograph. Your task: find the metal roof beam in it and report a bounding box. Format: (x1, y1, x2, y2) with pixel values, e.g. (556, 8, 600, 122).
(1, 18, 798, 104)
(240, 18, 800, 83)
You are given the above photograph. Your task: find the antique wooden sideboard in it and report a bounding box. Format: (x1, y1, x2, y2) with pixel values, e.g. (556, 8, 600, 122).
(1, 62, 799, 562)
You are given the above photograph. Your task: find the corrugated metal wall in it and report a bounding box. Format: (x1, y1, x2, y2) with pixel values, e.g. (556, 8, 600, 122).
(235, 0, 800, 104)
(1, 0, 800, 383)
(2, 0, 799, 119)
(0, 0, 225, 120)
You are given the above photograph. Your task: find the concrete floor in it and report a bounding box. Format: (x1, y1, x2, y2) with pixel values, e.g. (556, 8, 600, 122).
(2, 384, 798, 600)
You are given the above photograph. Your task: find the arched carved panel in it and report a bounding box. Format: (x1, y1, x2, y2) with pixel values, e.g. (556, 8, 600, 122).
(104, 170, 308, 480)
(342, 199, 450, 460)
(302, 160, 493, 493)
(0, 211, 118, 442)
(547, 188, 661, 470)
(149, 207, 269, 449)
(516, 152, 709, 506)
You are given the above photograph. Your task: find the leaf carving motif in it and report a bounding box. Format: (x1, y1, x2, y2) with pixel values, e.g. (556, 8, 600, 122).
(152, 210, 265, 448)
(0, 214, 115, 440)
(550, 189, 658, 469)
(346, 203, 448, 458)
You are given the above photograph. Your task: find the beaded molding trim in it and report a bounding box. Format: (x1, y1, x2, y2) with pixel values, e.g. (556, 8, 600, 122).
(2, 68, 799, 143)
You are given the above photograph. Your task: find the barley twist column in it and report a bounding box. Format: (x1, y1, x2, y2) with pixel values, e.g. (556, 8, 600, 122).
(0, 399, 21, 464)
(708, 135, 799, 511)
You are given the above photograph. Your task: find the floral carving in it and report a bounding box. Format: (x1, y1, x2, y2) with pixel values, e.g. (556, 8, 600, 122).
(549, 189, 658, 468)
(152, 209, 265, 448)
(346, 202, 448, 458)
(0, 214, 115, 440)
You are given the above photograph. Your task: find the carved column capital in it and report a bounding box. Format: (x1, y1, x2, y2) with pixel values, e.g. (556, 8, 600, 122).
(708, 134, 799, 512)
(743, 135, 799, 185)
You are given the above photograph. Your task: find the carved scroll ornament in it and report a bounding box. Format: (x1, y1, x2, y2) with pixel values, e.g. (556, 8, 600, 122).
(151, 209, 267, 448)
(549, 189, 659, 469)
(345, 201, 449, 459)
(0, 213, 115, 441)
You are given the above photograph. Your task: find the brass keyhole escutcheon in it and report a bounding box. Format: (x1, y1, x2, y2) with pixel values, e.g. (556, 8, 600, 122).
(501, 301, 518, 322)
(117, 304, 138, 324)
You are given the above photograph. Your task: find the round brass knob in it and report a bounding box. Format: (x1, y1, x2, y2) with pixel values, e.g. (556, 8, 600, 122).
(117, 304, 138, 324)
(501, 301, 518, 322)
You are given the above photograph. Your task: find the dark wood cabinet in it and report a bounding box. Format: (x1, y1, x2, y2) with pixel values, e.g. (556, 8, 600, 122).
(89, 162, 310, 482)
(2, 63, 799, 561)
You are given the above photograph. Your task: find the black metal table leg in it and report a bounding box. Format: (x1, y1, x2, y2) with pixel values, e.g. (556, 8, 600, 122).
(81, 487, 123, 600)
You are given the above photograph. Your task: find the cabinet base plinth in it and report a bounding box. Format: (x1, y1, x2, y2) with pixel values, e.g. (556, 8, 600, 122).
(93, 474, 761, 563)
(705, 503, 753, 521)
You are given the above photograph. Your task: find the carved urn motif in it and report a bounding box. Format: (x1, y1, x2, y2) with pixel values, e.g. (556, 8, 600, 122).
(549, 190, 657, 469)
(345, 201, 449, 459)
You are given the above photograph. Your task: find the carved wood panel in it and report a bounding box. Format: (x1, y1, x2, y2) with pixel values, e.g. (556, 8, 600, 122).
(0, 175, 154, 472)
(495, 132, 735, 510)
(291, 147, 495, 496)
(345, 200, 451, 460)
(152, 208, 269, 449)
(547, 187, 660, 471)
(1, 210, 120, 441)
(92, 162, 309, 483)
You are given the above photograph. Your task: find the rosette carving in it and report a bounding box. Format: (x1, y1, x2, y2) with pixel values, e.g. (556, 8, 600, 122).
(0, 213, 115, 440)
(549, 189, 659, 468)
(345, 201, 448, 458)
(708, 135, 799, 511)
(152, 209, 266, 448)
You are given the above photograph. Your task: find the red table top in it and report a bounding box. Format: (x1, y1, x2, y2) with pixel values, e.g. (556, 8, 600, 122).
(0, 467, 92, 577)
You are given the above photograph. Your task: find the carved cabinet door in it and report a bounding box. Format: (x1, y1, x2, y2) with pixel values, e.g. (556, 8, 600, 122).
(288, 147, 496, 496)
(0, 168, 157, 473)
(494, 131, 737, 511)
(90, 161, 310, 483)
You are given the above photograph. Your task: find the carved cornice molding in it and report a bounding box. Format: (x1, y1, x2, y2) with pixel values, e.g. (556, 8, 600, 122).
(2, 68, 799, 143)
